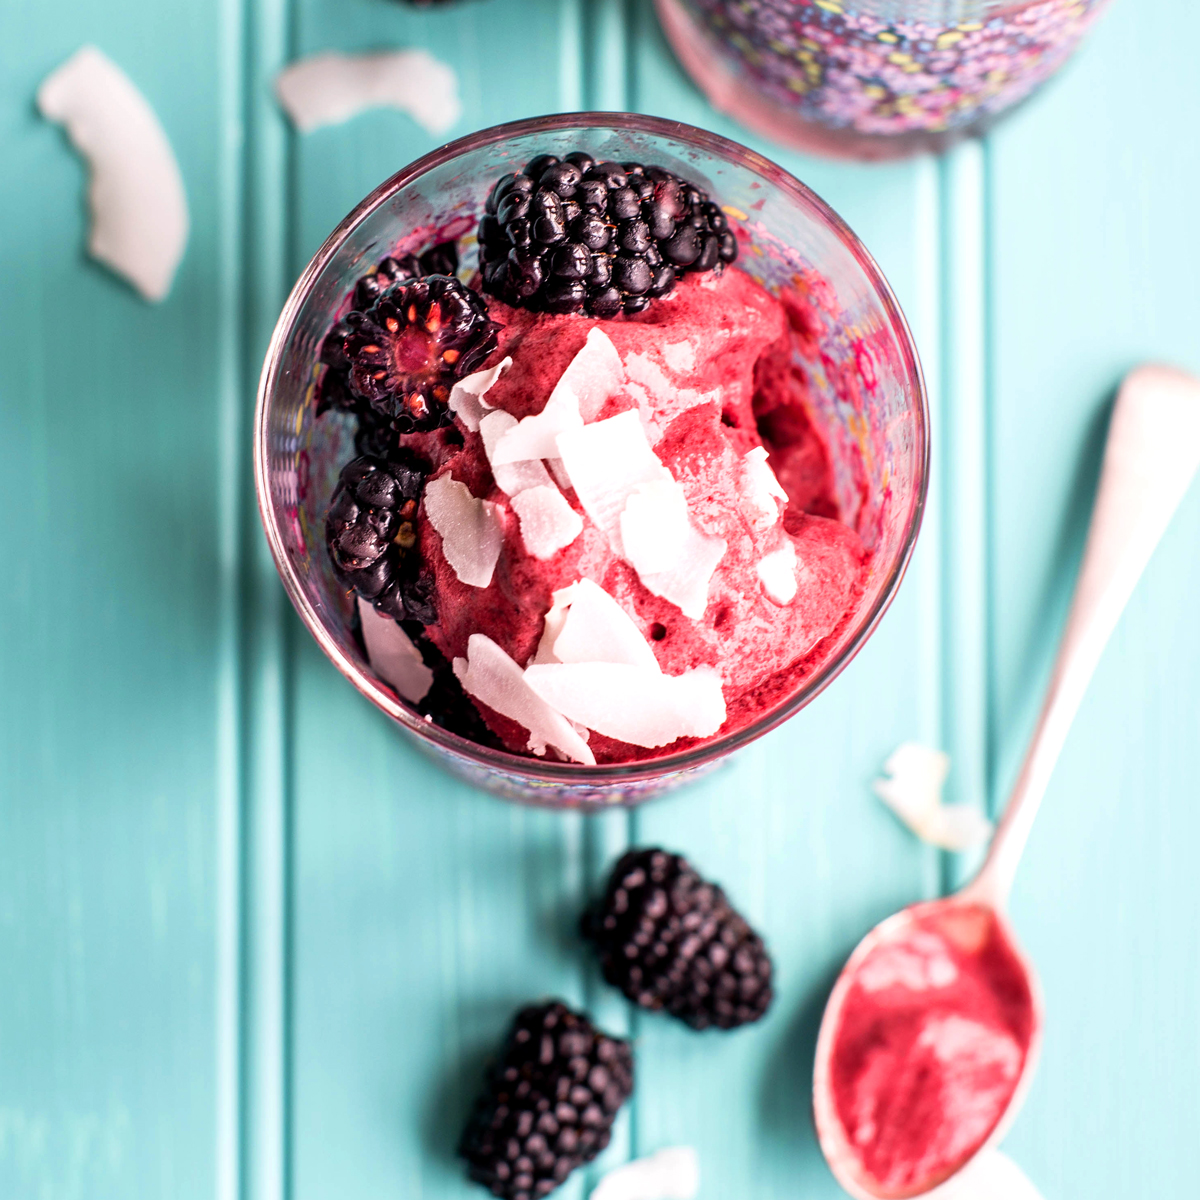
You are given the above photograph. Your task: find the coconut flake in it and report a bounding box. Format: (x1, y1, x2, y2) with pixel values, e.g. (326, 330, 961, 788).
(479, 410, 556, 497)
(560, 328, 626, 421)
(927, 1150, 1044, 1200)
(556, 410, 672, 549)
(37, 46, 189, 302)
(524, 662, 725, 748)
(548, 579, 660, 671)
(424, 474, 505, 589)
(357, 597, 433, 703)
(533, 584, 580, 665)
(454, 634, 594, 764)
(590, 1146, 700, 1200)
(740, 446, 788, 532)
(448, 357, 511, 432)
(757, 538, 798, 605)
(511, 486, 584, 560)
(619, 480, 727, 620)
(275, 49, 461, 136)
(873, 742, 993, 852)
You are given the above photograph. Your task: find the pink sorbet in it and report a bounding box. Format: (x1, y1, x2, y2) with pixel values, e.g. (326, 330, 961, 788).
(829, 905, 1036, 1196)
(405, 266, 870, 763)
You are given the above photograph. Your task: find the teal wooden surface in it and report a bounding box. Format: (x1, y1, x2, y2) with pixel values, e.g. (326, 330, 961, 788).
(1, 1, 1198, 1199)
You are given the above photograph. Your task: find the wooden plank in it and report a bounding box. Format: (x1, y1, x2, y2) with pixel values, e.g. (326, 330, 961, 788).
(986, 1, 1200, 1196)
(0, 1, 243, 1196)
(628, 8, 947, 1197)
(284, 5, 603, 1200)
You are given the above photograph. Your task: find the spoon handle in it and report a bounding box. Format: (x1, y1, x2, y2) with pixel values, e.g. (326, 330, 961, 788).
(966, 365, 1200, 910)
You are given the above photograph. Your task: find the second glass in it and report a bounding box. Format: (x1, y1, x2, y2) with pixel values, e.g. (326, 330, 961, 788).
(657, 0, 1113, 160)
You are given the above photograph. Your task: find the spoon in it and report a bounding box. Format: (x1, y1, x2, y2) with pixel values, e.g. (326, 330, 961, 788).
(812, 364, 1200, 1199)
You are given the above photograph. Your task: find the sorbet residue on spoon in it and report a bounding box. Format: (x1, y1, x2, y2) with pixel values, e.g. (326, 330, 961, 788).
(829, 904, 1035, 1196)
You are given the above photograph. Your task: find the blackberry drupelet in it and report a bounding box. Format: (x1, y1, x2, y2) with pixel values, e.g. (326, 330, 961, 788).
(477, 151, 738, 317)
(343, 275, 500, 431)
(325, 453, 436, 623)
(459, 1001, 634, 1200)
(583, 848, 773, 1031)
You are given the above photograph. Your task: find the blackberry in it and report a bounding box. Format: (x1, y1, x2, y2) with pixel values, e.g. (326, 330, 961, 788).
(325, 453, 436, 623)
(343, 275, 500, 431)
(583, 848, 773, 1031)
(459, 1001, 634, 1200)
(314, 241, 463, 425)
(478, 151, 738, 317)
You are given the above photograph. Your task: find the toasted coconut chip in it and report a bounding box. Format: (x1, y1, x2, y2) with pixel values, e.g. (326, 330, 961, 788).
(558, 327, 626, 422)
(524, 662, 725, 748)
(532, 583, 579, 665)
(873, 742, 993, 852)
(454, 634, 594, 764)
(740, 445, 788, 532)
(927, 1150, 1044, 1200)
(590, 1146, 700, 1200)
(449, 356, 511, 432)
(37, 46, 189, 302)
(620, 480, 726, 620)
(479, 410, 555, 497)
(357, 598, 432, 703)
(510, 485, 583, 560)
(556, 410, 671, 552)
(547, 579, 660, 671)
(757, 537, 798, 605)
(490, 328, 626, 467)
(275, 49, 461, 136)
(424, 474, 504, 589)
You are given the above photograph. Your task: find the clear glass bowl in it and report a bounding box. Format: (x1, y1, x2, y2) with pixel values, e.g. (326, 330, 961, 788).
(254, 113, 928, 807)
(657, 0, 1114, 161)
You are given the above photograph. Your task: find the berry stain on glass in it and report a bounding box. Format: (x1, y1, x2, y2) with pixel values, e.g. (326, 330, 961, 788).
(657, 0, 1114, 158)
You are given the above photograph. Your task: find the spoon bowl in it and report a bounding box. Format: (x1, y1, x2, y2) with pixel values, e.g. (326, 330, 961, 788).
(813, 900, 1043, 1199)
(813, 365, 1200, 1197)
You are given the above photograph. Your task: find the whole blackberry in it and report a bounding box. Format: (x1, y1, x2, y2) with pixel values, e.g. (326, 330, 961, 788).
(343, 275, 500, 431)
(315, 241, 462, 424)
(583, 848, 773, 1031)
(478, 151, 738, 317)
(326, 453, 436, 623)
(459, 1001, 634, 1200)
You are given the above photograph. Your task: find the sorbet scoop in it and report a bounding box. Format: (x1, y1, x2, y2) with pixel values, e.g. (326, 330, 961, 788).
(812, 365, 1200, 1198)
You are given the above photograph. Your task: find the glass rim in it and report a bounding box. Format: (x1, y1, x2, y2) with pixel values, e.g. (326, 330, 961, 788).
(254, 111, 930, 786)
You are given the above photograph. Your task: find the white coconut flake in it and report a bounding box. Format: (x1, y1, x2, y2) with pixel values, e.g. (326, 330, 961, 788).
(453, 634, 594, 764)
(873, 742, 993, 852)
(557, 410, 672, 550)
(424, 474, 505, 589)
(479, 410, 556, 497)
(619, 480, 727, 619)
(560, 328, 626, 421)
(549, 579, 660, 671)
(37, 46, 189, 302)
(524, 662, 725, 748)
(511, 486, 583, 560)
(533, 584, 580, 665)
(927, 1150, 1044, 1200)
(757, 538, 798, 605)
(740, 446, 788, 532)
(357, 597, 433, 703)
(275, 49, 461, 136)
(590, 1146, 700, 1200)
(449, 357, 511, 432)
